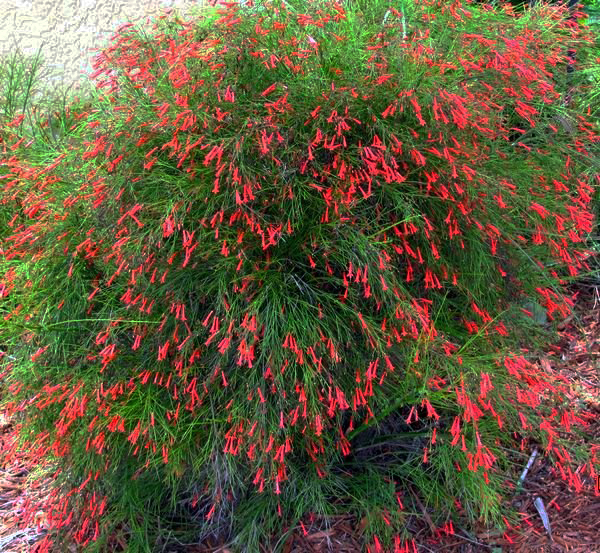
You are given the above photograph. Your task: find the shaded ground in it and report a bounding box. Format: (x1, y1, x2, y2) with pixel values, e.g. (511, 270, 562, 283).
(1, 285, 598, 553)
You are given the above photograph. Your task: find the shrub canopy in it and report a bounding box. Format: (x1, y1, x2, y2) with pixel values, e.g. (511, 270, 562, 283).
(1, 0, 598, 551)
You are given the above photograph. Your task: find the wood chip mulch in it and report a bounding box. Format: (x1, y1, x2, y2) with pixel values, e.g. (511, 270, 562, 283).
(0, 419, 51, 552)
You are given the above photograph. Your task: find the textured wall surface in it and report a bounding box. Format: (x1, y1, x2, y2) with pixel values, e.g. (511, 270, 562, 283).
(0, 0, 209, 103)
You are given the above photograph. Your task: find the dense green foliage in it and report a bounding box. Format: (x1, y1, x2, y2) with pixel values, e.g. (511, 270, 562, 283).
(1, 1, 598, 551)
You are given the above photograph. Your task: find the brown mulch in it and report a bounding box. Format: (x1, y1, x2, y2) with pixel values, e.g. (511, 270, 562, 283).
(286, 517, 364, 553)
(0, 418, 52, 552)
(1, 285, 598, 552)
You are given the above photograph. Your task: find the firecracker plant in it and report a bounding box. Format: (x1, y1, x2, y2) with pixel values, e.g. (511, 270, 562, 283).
(1, 0, 599, 551)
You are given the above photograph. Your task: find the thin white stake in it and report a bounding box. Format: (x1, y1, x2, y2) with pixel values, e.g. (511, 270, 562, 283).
(518, 447, 538, 487)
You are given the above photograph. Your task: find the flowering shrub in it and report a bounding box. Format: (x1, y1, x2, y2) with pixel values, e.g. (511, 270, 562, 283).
(1, 0, 599, 550)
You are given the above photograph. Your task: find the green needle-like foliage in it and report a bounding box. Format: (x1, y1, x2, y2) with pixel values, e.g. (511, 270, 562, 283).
(0, 1, 598, 551)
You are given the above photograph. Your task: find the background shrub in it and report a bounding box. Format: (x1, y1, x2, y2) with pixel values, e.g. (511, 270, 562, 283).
(1, 0, 598, 551)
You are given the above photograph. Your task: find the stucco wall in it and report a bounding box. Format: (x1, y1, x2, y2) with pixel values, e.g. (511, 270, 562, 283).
(0, 0, 210, 103)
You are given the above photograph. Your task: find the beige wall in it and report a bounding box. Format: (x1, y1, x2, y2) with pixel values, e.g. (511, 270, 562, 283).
(1, 0, 210, 103)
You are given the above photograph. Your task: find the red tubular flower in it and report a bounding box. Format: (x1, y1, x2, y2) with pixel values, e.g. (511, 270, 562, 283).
(410, 149, 426, 166)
